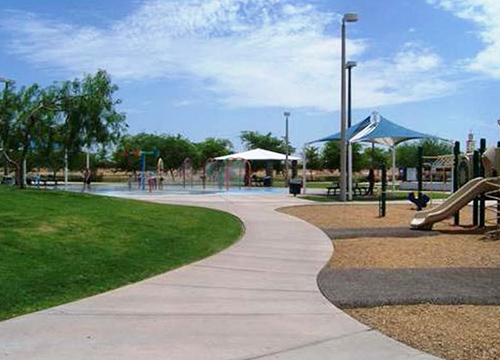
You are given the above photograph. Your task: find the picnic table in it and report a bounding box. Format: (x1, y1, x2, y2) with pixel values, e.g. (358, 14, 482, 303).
(251, 175, 272, 187)
(326, 182, 371, 196)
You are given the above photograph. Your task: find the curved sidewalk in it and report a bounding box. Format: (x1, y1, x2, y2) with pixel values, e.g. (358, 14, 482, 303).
(0, 194, 438, 360)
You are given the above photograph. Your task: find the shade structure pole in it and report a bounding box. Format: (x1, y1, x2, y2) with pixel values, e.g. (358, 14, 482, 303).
(392, 146, 396, 193)
(348, 141, 353, 200)
(284, 112, 290, 184)
(302, 145, 307, 194)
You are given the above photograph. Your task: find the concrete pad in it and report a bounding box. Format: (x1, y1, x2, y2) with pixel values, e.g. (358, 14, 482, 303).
(43, 282, 339, 316)
(147, 264, 322, 292)
(1, 314, 367, 360)
(254, 328, 440, 359)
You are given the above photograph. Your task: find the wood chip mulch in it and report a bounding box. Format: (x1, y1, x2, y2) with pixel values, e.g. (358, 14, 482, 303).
(279, 203, 500, 360)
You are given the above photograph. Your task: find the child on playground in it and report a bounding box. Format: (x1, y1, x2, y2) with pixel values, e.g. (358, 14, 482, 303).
(82, 168, 91, 191)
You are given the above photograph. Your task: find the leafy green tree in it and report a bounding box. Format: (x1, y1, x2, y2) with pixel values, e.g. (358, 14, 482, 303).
(351, 143, 367, 172)
(304, 146, 322, 180)
(194, 138, 233, 168)
(0, 70, 126, 188)
(0, 84, 58, 187)
(113, 133, 197, 180)
(321, 142, 366, 172)
(57, 70, 126, 163)
(363, 146, 390, 167)
(240, 131, 295, 154)
(114, 133, 164, 172)
(158, 135, 196, 179)
(396, 139, 452, 167)
(322, 142, 340, 171)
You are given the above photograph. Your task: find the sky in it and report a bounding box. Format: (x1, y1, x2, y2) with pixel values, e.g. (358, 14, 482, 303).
(1, 0, 500, 154)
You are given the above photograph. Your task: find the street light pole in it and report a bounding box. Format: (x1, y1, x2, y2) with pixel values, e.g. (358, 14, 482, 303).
(346, 61, 357, 200)
(0, 77, 15, 176)
(284, 112, 290, 184)
(497, 118, 500, 143)
(339, 14, 358, 202)
(346, 61, 357, 129)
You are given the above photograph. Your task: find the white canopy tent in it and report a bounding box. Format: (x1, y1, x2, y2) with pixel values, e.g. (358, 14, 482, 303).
(215, 148, 300, 162)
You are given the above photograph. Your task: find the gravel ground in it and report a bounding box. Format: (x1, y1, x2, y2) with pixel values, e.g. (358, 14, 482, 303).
(279, 203, 500, 360)
(347, 305, 500, 360)
(331, 234, 500, 269)
(279, 202, 477, 230)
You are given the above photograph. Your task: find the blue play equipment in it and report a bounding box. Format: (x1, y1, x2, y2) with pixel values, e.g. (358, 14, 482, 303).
(408, 192, 430, 209)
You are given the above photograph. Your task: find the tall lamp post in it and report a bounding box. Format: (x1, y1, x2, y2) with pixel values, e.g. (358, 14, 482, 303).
(497, 118, 500, 143)
(0, 77, 15, 176)
(339, 13, 358, 202)
(284, 111, 291, 184)
(346, 61, 357, 200)
(346, 61, 357, 128)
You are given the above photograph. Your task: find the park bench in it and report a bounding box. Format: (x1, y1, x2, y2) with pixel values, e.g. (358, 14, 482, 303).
(251, 175, 272, 187)
(28, 175, 59, 187)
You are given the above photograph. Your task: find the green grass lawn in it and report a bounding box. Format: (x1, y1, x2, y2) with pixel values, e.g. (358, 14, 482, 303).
(0, 186, 242, 321)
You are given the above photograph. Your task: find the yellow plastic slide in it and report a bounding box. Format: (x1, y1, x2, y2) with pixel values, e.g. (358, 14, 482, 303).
(411, 177, 500, 230)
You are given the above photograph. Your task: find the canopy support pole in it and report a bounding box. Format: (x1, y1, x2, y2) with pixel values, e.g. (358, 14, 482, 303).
(302, 145, 307, 194)
(348, 142, 353, 200)
(391, 145, 396, 193)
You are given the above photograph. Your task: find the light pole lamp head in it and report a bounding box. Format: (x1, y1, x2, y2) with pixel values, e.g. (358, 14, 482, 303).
(343, 13, 358, 23)
(497, 118, 500, 127)
(284, 112, 291, 117)
(0, 77, 15, 85)
(346, 61, 357, 69)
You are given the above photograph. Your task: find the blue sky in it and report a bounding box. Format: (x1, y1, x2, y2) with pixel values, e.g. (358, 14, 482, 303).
(1, 0, 500, 153)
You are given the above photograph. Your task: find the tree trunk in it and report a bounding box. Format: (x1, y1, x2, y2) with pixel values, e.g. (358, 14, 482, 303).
(15, 164, 24, 189)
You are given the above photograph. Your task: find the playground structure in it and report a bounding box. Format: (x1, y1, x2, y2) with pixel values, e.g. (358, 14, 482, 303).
(411, 139, 500, 231)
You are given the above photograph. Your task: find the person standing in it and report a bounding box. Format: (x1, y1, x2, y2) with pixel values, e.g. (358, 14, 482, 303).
(82, 168, 91, 191)
(367, 167, 375, 196)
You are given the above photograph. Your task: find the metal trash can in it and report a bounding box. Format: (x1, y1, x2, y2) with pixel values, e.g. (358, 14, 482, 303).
(289, 180, 302, 196)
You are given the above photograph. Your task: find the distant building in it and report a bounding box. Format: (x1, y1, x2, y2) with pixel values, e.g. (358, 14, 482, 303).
(466, 132, 475, 153)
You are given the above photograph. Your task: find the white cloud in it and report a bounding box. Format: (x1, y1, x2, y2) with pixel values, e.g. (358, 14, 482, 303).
(353, 42, 454, 108)
(2, 0, 455, 111)
(428, 0, 500, 78)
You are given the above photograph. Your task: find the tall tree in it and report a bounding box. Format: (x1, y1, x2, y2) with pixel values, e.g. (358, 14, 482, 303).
(0, 70, 126, 188)
(240, 131, 295, 154)
(113, 133, 197, 180)
(322, 142, 371, 173)
(363, 146, 390, 167)
(322, 141, 341, 171)
(57, 70, 126, 163)
(396, 139, 452, 167)
(304, 146, 322, 180)
(194, 138, 233, 168)
(0, 84, 58, 187)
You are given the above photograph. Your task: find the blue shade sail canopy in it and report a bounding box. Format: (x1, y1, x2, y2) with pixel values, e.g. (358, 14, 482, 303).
(351, 112, 441, 147)
(309, 112, 442, 146)
(308, 115, 372, 144)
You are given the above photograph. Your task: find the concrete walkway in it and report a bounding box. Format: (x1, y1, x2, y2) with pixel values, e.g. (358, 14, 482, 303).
(0, 194, 438, 359)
